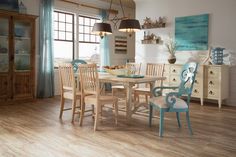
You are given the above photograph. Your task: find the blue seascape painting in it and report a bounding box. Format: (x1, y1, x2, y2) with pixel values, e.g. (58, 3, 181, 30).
(175, 14, 209, 51)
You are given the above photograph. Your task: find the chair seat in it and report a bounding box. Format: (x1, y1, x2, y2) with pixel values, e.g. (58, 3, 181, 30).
(134, 87, 150, 94)
(149, 96, 188, 109)
(63, 91, 82, 99)
(85, 95, 118, 104)
(112, 85, 137, 89)
(112, 85, 125, 89)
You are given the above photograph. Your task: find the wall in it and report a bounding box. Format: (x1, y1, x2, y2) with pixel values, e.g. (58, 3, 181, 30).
(134, 0, 236, 106)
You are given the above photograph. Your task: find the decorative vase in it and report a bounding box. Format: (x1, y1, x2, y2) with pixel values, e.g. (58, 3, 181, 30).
(168, 54, 176, 64)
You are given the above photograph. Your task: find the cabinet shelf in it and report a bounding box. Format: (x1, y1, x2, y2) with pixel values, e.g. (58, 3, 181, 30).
(0, 35, 8, 38)
(14, 70, 30, 72)
(15, 53, 30, 56)
(14, 36, 31, 40)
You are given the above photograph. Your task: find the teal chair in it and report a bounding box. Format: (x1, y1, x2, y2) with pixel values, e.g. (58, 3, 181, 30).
(149, 62, 198, 137)
(71, 59, 87, 73)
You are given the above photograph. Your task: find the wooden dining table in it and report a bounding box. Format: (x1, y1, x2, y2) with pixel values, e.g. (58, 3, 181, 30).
(98, 72, 166, 121)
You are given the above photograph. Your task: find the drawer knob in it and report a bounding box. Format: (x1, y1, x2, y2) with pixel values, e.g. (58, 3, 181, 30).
(209, 91, 213, 94)
(173, 78, 176, 81)
(173, 69, 176, 72)
(209, 81, 213, 85)
(210, 71, 213, 74)
(194, 89, 197, 93)
(194, 80, 198, 83)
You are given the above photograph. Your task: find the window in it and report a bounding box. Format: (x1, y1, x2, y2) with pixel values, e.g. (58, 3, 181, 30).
(53, 11, 101, 67)
(78, 15, 100, 43)
(78, 15, 100, 63)
(53, 11, 74, 67)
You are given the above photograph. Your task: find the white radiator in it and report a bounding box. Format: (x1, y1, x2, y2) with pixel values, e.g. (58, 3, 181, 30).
(54, 69, 61, 96)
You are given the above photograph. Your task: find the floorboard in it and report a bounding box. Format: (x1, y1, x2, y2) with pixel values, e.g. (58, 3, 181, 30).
(0, 97, 236, 157)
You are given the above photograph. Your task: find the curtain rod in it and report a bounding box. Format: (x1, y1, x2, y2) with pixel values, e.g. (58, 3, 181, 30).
(60, 0, 118, 14)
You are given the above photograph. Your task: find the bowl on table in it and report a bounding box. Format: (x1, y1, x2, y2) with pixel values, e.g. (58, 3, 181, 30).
(104, 68, 128, 76)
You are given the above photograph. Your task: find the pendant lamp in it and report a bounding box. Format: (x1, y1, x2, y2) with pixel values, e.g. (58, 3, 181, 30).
(118, 0, 141, 36)
(92, 0, 141, 38)
(119, 19, 141, 36)
(92, 22, 112, 39)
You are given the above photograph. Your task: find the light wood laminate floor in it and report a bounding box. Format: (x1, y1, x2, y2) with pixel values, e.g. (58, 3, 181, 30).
(0, 97, 236, 157)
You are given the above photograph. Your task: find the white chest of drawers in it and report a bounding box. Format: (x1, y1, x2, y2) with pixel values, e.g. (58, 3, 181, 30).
(163, 64, 229, 108)
(204, 65, 229, 108)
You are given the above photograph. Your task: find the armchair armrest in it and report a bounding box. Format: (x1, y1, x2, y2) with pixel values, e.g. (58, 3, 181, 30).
(152, 86, 179, 97)
(165, 92, 181, 108)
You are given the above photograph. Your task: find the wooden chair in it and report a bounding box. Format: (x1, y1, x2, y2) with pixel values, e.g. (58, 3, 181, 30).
(149, 62, 198, 137)
(134, 63, 165, 103)
(112, 62, 142, 95)
(71, 59, 87, 73)
(78, 63, 118, 131)
(58, 63, 83, 123)
(126, 62, 142, 75)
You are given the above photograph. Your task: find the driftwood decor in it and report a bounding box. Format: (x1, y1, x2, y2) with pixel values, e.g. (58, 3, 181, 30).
(141, 31, 161, 44)
(141, 17, 166, 29)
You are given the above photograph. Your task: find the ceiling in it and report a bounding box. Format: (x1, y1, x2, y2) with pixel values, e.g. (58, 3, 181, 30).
(98, 0, 135, 9)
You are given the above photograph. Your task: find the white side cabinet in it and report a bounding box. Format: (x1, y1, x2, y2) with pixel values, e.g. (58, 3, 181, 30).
(163, 64, 229, 108)
(204, 65, 229, 108)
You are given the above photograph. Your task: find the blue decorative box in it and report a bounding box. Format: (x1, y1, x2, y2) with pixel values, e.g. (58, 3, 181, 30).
(211, 47, 225, 65)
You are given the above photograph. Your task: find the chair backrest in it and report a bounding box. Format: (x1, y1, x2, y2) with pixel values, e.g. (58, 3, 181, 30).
(145, 63, 165, 87)
(178, 62, 198, 97)
(58, 63, 76, 95)
(165, 62, 198, 110)
(126, 62, 142, 75)
(78, 63, 99, 96)
(71, 59, 87, 73)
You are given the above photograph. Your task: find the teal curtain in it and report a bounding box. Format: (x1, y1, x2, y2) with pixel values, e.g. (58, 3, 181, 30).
(100, 10, 111, 67)
(37, 0, 54, 98)
(100, 10, 111, 91)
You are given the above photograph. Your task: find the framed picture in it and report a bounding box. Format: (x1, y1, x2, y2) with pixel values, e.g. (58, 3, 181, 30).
(114, 36, 127, 54)
(0, 0, 19, 12)
(175, 14, 209, 51)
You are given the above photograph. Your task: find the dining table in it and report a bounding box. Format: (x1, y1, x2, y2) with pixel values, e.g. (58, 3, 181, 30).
(98, 72, 166, 121)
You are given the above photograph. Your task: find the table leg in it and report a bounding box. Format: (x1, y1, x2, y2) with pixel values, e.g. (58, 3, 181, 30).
(149, 81, 155, 98)
(124, 83, 132, 121)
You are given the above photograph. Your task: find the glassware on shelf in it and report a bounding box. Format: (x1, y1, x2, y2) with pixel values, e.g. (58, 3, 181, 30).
(0, 18, 9, 36)
(19, 1, 27, 14)
(0, 56, 9, 72)
(15, 56, 30, 71)
(0, 47, 8, 54)
(14, 21, 31, 38)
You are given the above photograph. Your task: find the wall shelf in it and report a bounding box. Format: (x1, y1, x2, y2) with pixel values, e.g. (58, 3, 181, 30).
(141, 39, 160, 44)
(141, 17, 166, 29)
(141, 24, 165, 29)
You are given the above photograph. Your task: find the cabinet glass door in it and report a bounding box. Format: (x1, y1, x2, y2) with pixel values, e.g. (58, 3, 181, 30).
(0, 17, 9, 72)
(14, 20, 31, 71)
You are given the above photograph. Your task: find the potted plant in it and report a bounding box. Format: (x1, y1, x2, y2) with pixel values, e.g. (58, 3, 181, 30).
(165, 35, 177, 64)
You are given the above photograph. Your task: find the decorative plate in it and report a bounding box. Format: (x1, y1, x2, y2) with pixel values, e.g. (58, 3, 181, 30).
(117, 75, 144, 78)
